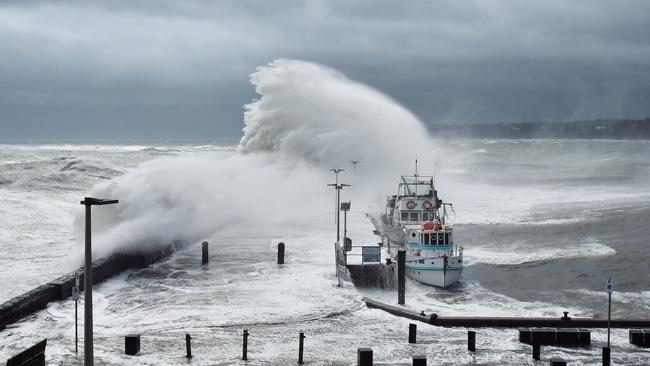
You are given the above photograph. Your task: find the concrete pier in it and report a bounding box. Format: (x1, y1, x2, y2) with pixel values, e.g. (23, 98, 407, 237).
(0, 244, 179, 331)
(363, 297, 650, 329)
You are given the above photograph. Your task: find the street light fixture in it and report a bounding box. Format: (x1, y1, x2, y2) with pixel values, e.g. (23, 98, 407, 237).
(80, 197, 118, 366)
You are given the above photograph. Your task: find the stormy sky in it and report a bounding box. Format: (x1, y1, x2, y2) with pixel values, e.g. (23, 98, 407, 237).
(1, 0, 649, 140)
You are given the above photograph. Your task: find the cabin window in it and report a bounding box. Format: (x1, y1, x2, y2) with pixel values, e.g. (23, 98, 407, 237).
(401, 212, 409, 221)
(423, 233, 430, 245)
(411, 232, 416, 238)
(423, 212, 434, 221)
(438, 233, 445, 245)
(409, 212, 419, 221)
(445, 233, 450, 245)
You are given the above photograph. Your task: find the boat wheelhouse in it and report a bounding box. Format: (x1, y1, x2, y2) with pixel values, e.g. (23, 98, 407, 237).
(379, 166, 464, 288)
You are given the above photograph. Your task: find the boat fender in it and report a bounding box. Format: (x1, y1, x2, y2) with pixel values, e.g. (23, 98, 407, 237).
(406, 200, 416, 209)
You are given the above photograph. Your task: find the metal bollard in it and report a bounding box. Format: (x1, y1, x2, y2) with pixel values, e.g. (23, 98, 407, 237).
(398, 249, 406, 305)
(468, 330, 476, 352)
(202, 241, 209, 264)
(357, 348, 373, 366)
(602, 346, 610, 366)
(412, 355, 427, 366)
(533, 342, 541, 361)
(550, 357, 567, 366)
(409, 323, 417, 344)
(185, 334, 192, 358)
(298, 332, 306, 364)
(278, 242, 285, 264)
(242, 329, 249, 361)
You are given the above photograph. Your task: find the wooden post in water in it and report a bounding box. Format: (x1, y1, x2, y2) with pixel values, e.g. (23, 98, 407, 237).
(185, 334, 192, 359)
(202, 241, 209, 264)
(278, 242, 285, 264)
(602, 346, 610, 366)
(298, 332, 305, 364)
(532, 342, 540, 361)
(357, 348, 373, 366)
(398, 249, 406, 305)
(468, 330, 476, 352)
(408, 323, 417, 344)
(412, 355, 427, 366)
(242, 329, 249, 361)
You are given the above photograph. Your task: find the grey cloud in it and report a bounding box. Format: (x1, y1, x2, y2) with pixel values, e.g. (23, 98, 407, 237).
(1, 0, 649, 140)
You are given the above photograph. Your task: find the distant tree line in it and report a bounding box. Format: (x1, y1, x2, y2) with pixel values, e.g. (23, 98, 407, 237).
(436, 118, 650, 139)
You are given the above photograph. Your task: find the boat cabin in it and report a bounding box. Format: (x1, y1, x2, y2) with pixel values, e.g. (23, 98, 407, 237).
(385, 175, 443, 226)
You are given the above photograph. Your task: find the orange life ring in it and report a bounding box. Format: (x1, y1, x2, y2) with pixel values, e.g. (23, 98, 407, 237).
(422, 200, 433, 210)
(406, 200, 416, 209)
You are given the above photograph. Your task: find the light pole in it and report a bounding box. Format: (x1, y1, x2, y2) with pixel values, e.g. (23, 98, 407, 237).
(80, 197, 118, 366)
(328, 169, 349, 243)
(607, 277, 613, 348)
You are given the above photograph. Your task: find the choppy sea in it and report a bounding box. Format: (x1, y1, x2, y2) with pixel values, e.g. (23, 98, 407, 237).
(0, 139, 649, 365)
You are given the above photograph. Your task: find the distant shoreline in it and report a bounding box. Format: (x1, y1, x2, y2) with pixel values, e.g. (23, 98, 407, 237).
(435, 118, 650, 140)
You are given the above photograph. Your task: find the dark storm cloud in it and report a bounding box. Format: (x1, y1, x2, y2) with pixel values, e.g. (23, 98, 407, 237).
(1, 0, 649, 140)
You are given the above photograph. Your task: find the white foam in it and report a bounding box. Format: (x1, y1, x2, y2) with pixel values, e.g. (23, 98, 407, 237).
(465, 240, 616, 266)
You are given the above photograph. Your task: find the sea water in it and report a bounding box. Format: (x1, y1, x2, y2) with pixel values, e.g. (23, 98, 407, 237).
(0, 139, 648, 365)
(1, 59, 649, 364)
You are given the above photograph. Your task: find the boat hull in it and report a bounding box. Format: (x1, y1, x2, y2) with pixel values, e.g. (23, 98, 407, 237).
(405, 266, 462, 288)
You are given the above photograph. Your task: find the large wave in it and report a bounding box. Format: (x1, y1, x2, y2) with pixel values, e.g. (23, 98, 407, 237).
(75, 59, 433, 258)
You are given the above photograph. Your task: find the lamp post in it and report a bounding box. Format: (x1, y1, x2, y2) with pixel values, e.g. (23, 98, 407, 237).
(327, 169, 349, 243)
(80, 197, 118, 366)
(606, 277, 613, 347)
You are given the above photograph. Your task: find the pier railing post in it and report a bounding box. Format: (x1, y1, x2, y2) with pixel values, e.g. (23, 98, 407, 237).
(185, 334, 192, 359)
(202, 241, 209, 264)
(298, 332, 305, 364)
(468, 330, 476, 352)
(408, 323, 417, 344)
(278, 242, 285, 264)
(242, 329, 249, 361)
(398, 249, 406, 305)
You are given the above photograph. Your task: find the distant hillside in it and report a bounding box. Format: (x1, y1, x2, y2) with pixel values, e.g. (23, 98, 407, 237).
(436, 118, 650, 139)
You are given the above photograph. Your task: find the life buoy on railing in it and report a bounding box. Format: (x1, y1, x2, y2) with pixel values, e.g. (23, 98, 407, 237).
(406, 200, 416, 209)
(422, 200, 433, 210)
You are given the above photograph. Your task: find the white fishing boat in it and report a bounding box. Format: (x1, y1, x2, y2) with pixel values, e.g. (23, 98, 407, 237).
(380, 164, 464, 288)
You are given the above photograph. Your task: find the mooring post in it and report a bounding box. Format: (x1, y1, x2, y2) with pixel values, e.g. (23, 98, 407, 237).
(550, 358, 567, 366)
(468, 330, 476, 352)
(412, 355, 427, 366)
(398, 249, 406, 305)
(278, 242, 285, 264)
(202, 241, 209, 264)
(242, 329, 249, 361)
(602, 346, 610, 366)
(532, 341, 540, 361)
(298, 332, 305, 364)
(185, 333, 192, 359)
(408, 323, 417, 344)
(357, 348, 373, 366)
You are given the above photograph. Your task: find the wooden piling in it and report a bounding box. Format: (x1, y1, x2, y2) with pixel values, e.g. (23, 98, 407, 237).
(278, 242, 285, 264)
(185, 333, 192, 359)
(549, 358, 567, 366)
(468, 330, 476, 352)
(412, 355, 427, 366)
(532, 342, 540, 361)
(242, 329, 249, 361)
(298, 332, 305, 364)
(408, 323, 417, 344)
(397, 249, 405, 305)
(125, 334, 140, 356)
(202, 241, 209, 264)
(602, 346, 610, 366)
(357, 348, 373, 366)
